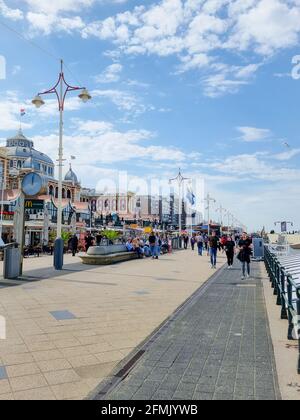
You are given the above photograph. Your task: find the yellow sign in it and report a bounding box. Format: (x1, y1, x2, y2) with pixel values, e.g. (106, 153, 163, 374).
(144, 227, 152, 234)
(130, 224, 138, 229)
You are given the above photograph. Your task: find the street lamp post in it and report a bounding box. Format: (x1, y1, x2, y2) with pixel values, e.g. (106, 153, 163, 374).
(216, 204, 225, 236)
(169, 169, 190, 235)
(32, 59, 91, 270)
(204, 193, 216, 237)
(226, 210, 232, 235)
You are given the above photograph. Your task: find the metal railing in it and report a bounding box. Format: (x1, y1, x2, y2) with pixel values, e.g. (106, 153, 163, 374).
(264, 245, 300, 374)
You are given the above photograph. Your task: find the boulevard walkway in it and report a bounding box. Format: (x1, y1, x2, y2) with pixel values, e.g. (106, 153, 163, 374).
(97, 262, 281, 401)
(0, 249, 223, 400)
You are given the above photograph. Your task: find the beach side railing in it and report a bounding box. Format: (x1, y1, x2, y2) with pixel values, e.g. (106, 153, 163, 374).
(264, 245, 300, 374)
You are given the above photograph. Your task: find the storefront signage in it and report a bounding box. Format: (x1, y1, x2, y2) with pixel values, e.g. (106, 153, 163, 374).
(24, 200, 44, 211)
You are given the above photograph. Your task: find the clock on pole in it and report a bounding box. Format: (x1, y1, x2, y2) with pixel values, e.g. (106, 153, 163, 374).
(21, 172, 47, 197)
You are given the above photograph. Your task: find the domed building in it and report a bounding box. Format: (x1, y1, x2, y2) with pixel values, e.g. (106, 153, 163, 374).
(6, 129, 54, 178)
(64, 164, 79, 185)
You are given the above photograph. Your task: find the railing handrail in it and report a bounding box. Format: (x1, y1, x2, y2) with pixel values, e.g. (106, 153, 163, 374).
(264, 244, 300, 374)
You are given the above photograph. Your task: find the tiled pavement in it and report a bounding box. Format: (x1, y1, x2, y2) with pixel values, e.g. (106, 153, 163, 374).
(101, 262, 281, 401)
(0, 251, 223, 400)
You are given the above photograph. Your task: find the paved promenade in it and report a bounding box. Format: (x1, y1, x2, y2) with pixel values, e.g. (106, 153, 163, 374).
(0, 249, 224, 400)
(99, 262, 281, 401)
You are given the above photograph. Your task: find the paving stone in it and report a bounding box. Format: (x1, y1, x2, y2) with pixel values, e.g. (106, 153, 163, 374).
(102, 262, 280, 401)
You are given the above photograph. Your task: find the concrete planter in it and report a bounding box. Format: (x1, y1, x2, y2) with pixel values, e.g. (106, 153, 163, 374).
(80, 244, 139, 265)
(87, 245, 127, 256)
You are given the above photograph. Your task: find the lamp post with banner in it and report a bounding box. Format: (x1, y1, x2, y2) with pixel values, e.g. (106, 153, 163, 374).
(169, 169, 191, 235)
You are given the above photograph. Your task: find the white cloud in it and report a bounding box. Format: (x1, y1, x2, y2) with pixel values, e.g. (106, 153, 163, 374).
(92, 89, 149, 116)
(205, 153, 300, 183)
(74, 119, 113, 134)
(31, 124, 186, 166)
(202, 74, 248, 98)
(0, 1, 23, 20)
(237, 126, 272, 142)
(12, 65, 21, 76)
(0, 91, 32, 131)
(272, 148, 300, 161)
(95, 63, 123, 83)
(79, 0, 300, 96)
(23, 0, 95, 14)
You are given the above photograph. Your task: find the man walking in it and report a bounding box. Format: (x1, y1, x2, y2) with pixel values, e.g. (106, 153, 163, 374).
(70, 234, 79, 257)
(209, 231, 219, 269)
(149, 231, 158, 259)
(195, 233, 204, 256)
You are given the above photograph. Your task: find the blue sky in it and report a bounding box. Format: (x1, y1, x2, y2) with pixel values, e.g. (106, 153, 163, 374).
(0, 0, 300, 231)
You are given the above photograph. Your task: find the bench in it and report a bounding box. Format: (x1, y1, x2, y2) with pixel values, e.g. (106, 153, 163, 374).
(79, 245, 139, 265)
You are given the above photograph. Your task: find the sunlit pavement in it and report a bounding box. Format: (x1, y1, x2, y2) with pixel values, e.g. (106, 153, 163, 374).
(0, 250, 224, 400)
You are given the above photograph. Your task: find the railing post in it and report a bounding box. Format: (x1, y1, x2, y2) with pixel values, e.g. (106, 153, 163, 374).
(280, 269, 288, 320)
(296, 287, 300, 374)
(287, 279, 294, 341)
(271, 257, 276, 288)
(273, 260, 278, 295)
(276, 264, 281, 305)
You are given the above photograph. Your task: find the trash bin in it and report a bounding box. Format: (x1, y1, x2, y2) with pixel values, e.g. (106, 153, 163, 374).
(3, 245, 21, 279)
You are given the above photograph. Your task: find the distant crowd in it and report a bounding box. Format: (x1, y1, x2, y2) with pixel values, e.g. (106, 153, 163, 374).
(69, 229, 253, 279)
(183, 231, 253, 279)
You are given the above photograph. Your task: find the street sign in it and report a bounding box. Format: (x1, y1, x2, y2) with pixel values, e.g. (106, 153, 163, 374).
(24, 199, 44, 210)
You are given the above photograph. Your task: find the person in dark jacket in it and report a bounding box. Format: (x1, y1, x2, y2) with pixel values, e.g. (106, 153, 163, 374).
(209, 231, 219, 269)
(238, 232, 253, 279)
(149, 232, 157, 259)
(85, 233, 94, 252)
(70, 234, 79, 257)
(225, 236, 236, 269)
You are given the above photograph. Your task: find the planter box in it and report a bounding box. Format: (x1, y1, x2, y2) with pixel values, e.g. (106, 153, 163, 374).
(79, 245, 139, 265)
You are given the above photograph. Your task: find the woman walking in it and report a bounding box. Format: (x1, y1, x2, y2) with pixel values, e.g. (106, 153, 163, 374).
(225, 235, 235, 269)
(238, 232, 252, 279)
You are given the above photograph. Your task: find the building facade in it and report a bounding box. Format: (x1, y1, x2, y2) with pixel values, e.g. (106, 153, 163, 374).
(0, 130, 194, 245)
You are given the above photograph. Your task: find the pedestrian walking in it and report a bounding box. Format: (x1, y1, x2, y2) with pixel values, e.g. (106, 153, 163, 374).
(149, 232, 158, 259)
(70, 234, 79, 257)
(156, 234, 162, 257)
(191, 235, 196, 251)
(85, 233, 94, 252)
(184, 235, 189, 250)
(209, 231, 219, 269)
(238, 232, 252, 279)
(204, 235, 209, 252)
(225, 235, 235, 268)
(195, 233, 204, 256)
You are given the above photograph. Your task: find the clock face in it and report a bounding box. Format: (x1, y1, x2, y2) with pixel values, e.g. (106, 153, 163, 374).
(21, 172, 44, 197)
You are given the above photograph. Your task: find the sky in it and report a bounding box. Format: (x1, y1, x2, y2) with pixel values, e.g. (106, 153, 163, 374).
(0, 0, 300, 232)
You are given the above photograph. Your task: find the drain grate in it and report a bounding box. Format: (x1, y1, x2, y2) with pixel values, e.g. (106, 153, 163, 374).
(115, 350, 145, 378)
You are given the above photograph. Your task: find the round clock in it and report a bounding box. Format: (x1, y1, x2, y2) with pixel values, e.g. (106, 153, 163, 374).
(21, 172, 47, 197)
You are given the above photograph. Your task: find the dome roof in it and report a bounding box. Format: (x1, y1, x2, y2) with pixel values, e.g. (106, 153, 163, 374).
(5, 130, 54, 165)
(6, 129, 34, 149)
(64, 165, 78, 184)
